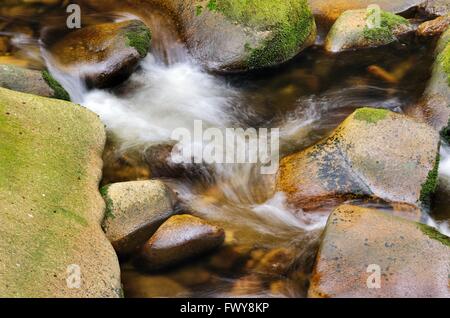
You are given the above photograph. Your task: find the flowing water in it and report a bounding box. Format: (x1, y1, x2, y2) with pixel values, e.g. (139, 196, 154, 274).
(1, 3, 449, 297)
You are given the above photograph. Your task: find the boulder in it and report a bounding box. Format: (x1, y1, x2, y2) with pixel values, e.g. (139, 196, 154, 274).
(417, 14, 450, 37)
(276, 108, 440, 210)
(0, 88, 121, 297)
(407, 27, 450, 139)
(325, 9, 413, 52)
(49, 20, 151, 88)
(81, 0, 316, 72)
(101, 180, 177, 257)
(140, 214, 225, 270)
(308, 205, 450, 298)
(0, 64, 70, 101)
(309, 0, 423, 23)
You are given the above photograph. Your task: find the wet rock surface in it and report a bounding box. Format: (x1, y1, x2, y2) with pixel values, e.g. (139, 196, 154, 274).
(140, 215, 225, 270)
(101, 180, 177, 257)
(276, 108, 440, 210)
(49, 20, 151, 88)
(309, 204, 450, 298)
(81, 0, 317, 72)
(417, 14, 450, 37)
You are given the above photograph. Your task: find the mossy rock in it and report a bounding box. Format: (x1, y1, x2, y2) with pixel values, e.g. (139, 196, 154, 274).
(309, 205, 450, 298)
(0, 64, 70, 101)
(325, 9, 412, 52)
(101, 180, 177, 257)
(0, 88, 121, 297)
(49, 19, 151, 88)
(276, 108, 440, 210)
(82, 0, 316, 72)
(407, 27, 450, 140)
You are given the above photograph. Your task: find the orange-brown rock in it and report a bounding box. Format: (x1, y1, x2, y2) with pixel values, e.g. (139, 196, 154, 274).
(276, 108, 440, 210)
(309, 205, 450, 297)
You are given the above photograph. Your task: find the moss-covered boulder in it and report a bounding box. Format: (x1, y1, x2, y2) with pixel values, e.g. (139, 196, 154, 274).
(417, 14, 450, 37)
(49, 20, 151, 88)
(0, 64, 70, 101)
(82, 0, 316, 72)
(101, 180, 177, 257)
(276, 108, 440, 210)
(407, 27, 450, 140)
(0, 88, 121, 297)
(308, 205, 450, 298)
(325, 9, 413, 52)
(140, 215, 225, 270)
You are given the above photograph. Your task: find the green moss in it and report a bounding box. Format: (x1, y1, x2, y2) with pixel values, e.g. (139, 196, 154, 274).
(100, 185, 115, 221)
(420, 152, 440, 206)
(125, 23, 152, 58)
(196, 5, 203, 16)
(210, 0, 315, 69)
(353, 107, 390, 124)
(41, 70, 71, 101)
(207, 0, 218, 11)
(363, 11, 409, 42)
(417, 223, 450, 247)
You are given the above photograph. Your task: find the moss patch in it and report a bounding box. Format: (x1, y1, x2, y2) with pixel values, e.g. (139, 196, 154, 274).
(125, 23, 152, 58)
(363, 11, 409, 42)
(100, 185, 115, 222)
(353, 107, 390, 124)
(417, 223, 450, 247)
(207, 0, 315, 69)
(419, 152, 440, 207)
(42, 70, 70, 101)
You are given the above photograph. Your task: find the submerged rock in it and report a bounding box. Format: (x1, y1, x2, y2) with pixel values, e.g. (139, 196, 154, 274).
(0, 88, 121, 297)
(276, 108, 440, 210)
(308, 205, 450, 298)
(407, 27, 450, 139)
(122, 269, 189, 298)
(82, 0, 316, 72)
(325, 9, 413, 52)
(49, 20, 151, 88)
(141, 215, 225, 270)
(101, 180, 177, 257)
(0, 64, 70, 101)
(417, 14, 450, 37)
